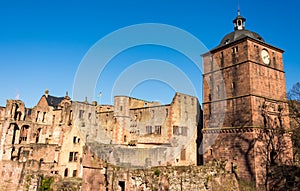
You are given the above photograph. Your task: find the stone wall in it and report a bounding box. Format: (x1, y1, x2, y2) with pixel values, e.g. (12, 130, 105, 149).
(105, 163, 238, 191)
(82, 145, 239, 191)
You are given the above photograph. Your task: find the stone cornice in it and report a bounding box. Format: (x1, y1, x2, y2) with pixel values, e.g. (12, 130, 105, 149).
(203, 60, 285, 76)
(203, 94, 288, 104)
(202, 126, 261, 134)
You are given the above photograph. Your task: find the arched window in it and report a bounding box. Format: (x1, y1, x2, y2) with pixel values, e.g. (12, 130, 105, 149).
(64, 168, 68, 177)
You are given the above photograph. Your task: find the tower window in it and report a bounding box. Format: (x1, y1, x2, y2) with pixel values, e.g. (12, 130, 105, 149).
(273, 57, 277, 68)
(221, 52, 224, 68)
(232, 46, 238, 53)
(210, 59, 213, 71)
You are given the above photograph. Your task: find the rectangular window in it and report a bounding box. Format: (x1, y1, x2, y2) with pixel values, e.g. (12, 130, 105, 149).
(73, 136, 77, 144)
(273, 57, 277, 68)
(52, 115, 55, 125)
(154, 126, 161, 135)
(36, 111, 40, 122)
(69, 152, 74, 162)
(146, 126, 152, 134)
(42, 112, 46, 122)
(232, 46, 238, 53)
(79, 110, 84, 119)
(181, 127, 187, 136)
(173, 126, 179, 135)
(180, 149, 186, 160)
(69, 152, 78, 162)
(69, 110, 73, 121)
(139, 111, 142, 120)
(221, 52, 224, 68)
(73, 170, 77, 177)
(74, 152, 78, 162)
(173, 126, 187, 136)
(88, 113, 92, 119)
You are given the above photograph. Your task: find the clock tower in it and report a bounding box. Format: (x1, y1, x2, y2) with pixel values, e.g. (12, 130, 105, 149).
(202, 12, 293, 186)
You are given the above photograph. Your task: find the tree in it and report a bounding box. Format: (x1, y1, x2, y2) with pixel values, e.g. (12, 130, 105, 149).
(287, 82, 300, 164)
(255, 82, 300, 190)
(256, 99, 293, 190)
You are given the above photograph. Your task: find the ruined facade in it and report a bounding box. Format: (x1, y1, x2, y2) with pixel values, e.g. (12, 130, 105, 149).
(87, 93, 202, 168)
(0, 91, 86, 190)
(0, 12, 294, 191)
(0, 91, 202, 190)
(202, 13, 293, 187)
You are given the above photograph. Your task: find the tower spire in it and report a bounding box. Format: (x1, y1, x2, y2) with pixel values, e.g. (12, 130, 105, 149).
(237, 0, 241, 15)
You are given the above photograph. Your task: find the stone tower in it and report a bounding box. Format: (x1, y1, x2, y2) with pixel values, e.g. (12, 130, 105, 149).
(202, 12, 293, 185)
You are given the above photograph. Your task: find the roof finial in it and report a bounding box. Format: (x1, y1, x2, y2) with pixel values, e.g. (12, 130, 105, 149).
(45, 89, 49, 98)
(237, 0, 241, 15)
(64, 91, 70, 100)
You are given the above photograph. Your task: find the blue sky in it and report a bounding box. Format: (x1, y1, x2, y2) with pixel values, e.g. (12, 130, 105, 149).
(0, 0, 299, 107)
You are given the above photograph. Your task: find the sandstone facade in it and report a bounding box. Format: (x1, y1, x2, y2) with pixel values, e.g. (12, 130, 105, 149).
(0, 91, 202, 190)
(202, 13, 293, 187)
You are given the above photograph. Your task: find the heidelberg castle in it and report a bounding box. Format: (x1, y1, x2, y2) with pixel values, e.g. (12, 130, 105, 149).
(0, 12, 293, 190)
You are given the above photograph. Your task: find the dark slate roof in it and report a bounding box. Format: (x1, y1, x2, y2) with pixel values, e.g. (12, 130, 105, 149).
(219, 29, 264, 47)
(45, 95, 64, 108)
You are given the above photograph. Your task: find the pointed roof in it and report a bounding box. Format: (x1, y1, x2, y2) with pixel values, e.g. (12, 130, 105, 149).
(45, 95, 64, 108)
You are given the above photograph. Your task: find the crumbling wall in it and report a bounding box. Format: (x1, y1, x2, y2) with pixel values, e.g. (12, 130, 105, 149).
(82, 144, 238, 191)
(105, 162, 238, 191)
